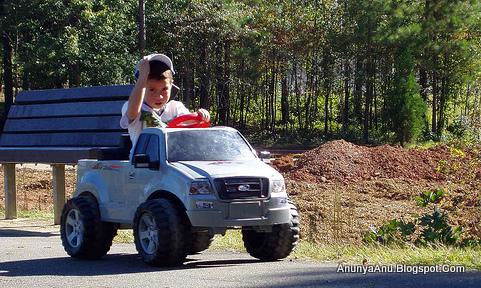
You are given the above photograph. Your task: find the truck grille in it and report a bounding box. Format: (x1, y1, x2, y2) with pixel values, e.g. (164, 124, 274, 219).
(214, 177, 269, 200)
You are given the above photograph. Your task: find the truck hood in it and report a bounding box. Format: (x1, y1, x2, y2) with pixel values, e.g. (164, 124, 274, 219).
(170, 160, 282, 179)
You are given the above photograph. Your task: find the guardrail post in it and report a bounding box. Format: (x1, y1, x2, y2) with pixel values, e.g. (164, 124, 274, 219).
(52, 164, 66, 225)
(4, 163, 17, 219)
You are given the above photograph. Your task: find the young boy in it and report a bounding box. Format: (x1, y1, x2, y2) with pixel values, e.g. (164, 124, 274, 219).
(120, 53, 210, 149)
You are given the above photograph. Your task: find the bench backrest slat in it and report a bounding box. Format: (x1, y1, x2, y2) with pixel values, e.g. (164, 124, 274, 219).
(3, 116, 122, 133)
(8, 100, 125, 118)
(0, 85, 133, 163)
(14, 85, 133, 104)
(0, 132, 123, 147)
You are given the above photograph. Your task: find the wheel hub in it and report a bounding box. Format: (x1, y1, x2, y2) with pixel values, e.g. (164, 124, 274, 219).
(65, 209, 84, 248)
(139, 213, 158, 255)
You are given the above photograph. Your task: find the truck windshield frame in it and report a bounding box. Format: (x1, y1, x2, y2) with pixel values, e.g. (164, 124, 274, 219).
(166, 130, 257, 162)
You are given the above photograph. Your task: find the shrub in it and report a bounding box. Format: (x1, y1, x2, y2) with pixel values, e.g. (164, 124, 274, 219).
(364, 188, 464, 246)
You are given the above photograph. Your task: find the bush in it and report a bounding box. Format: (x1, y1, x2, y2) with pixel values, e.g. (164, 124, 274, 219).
(447, 115, 471, 139)
(364, 188, 464, 246)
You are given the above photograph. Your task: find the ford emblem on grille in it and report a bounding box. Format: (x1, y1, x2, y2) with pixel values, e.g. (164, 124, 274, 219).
(238, 184, 250, 191)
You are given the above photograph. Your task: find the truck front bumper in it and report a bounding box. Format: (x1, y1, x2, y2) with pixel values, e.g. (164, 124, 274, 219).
(186, 198, 291, 227)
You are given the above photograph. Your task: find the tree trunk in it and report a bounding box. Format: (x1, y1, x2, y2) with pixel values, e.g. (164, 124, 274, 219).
(215, 45, 224, 125)
(363, 21, 374, 143)
(2, 31, 13, 120)
(354, 57, 363, 125)
(263, 58, 269, 129)
(281, 69, 289, 128)
(374, 84, 378, 129)
(363, 79, 372, 143)
(68, 63, 80, 87)
(431, 68, 438, 134)
(294, 62, 302, 130)
(182, 63, 194, 108)
(239, 58, 246, 129)
(464, 84, 470, 117)
(218, 42, 230, 125)
(419, 67, 429, 131)
(199, 47, 210, 110)
(269, 62, 276, 130)
(138, 0, 145, 53)
(304, 59, 314, 130)
(342, 59, 350, 132)
(244, 86, 252, 127)
(323, 55, 330, 135)
(438, 69, 447, 135)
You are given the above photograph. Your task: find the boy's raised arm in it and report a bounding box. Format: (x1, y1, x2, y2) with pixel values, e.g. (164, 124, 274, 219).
(126, 57, 150, 122)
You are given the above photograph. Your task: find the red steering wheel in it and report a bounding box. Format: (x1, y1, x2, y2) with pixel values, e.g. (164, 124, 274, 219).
(167, 113, 210, 128)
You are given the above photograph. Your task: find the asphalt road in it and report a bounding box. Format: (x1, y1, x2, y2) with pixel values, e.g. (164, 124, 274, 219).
(1, 219, 481, 288)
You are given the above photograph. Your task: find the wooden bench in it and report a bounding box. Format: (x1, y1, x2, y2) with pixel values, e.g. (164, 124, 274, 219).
(0, 85, 133, 224)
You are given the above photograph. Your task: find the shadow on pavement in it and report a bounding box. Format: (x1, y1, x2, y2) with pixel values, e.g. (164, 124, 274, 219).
(258, 267, 481, 288)
(0, 228, 58, 238)
(1, 254, 481, 287)
(0, 253, 261, 277)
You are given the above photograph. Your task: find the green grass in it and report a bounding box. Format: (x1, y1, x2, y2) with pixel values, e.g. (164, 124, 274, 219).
(210, 229, 246, 251)
(114, 230, 135, 243)
(0, 207, 54, 220)
(406, 140, 439, 150)
(295, 242, 481, 269)
(211, 230, 481, 270)
(17, 209, 54, 220)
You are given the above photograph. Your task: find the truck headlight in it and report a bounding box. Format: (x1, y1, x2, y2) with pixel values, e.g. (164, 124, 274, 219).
(190, 179, 213, 195)
(272, 179, 286, 193)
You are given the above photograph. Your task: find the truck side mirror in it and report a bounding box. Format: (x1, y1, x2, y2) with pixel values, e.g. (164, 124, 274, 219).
(134, 154, 160, 170)
(259, 151, 271, 163)
(134, 154, 150, 168)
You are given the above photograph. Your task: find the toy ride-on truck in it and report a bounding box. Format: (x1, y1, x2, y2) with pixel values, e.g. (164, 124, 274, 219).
(60, 116, 300, 266)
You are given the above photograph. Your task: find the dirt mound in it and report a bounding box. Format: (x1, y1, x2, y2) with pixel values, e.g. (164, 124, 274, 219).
(285, 140, 452, 183)
(273, 140, 481, 244)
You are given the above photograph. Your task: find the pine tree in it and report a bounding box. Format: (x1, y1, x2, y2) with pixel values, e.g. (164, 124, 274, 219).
(387, 48, 426, 146)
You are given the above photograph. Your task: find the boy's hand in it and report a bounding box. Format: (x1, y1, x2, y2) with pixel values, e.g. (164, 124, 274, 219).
(197, 108, 210, 122)
(127, 56, 151, 122)
(137, 57, 150, 83)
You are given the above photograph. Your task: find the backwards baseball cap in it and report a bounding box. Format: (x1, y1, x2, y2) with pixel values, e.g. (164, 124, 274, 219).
(134, 53, 175, 79)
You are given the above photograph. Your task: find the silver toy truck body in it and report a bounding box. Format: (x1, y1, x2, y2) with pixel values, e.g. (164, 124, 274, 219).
(61, 126, 299, 266)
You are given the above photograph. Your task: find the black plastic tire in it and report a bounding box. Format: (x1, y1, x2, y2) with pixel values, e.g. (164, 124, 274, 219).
(60, 196, 117, 259)
(242, 201, 300, 261)
(133, 199, 188, 266)
(187, 231, 214, 254)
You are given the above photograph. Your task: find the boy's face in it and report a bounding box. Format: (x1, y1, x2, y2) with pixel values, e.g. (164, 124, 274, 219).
(144, 79, 171, 110)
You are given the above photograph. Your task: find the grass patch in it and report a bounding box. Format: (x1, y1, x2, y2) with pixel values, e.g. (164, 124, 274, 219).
(211, 230, 481, 270)
(294, 242, 481, 269)
(17, 209, 54, 220)
(210, 229, 246, 252)
(0, 207, 54, 220)
(114, 230, 134, 243)
(406, 140, 439, 150)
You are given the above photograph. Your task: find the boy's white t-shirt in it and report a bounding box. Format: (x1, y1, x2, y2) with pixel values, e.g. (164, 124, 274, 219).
(119, 101, 190, 152)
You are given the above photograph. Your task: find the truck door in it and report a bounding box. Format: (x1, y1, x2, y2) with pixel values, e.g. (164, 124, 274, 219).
(125, 133, 161, 219)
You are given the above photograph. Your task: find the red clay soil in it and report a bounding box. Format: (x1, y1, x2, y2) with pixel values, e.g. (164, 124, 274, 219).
(284, 140, 479, 183)
(272, 140, 481, 244)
